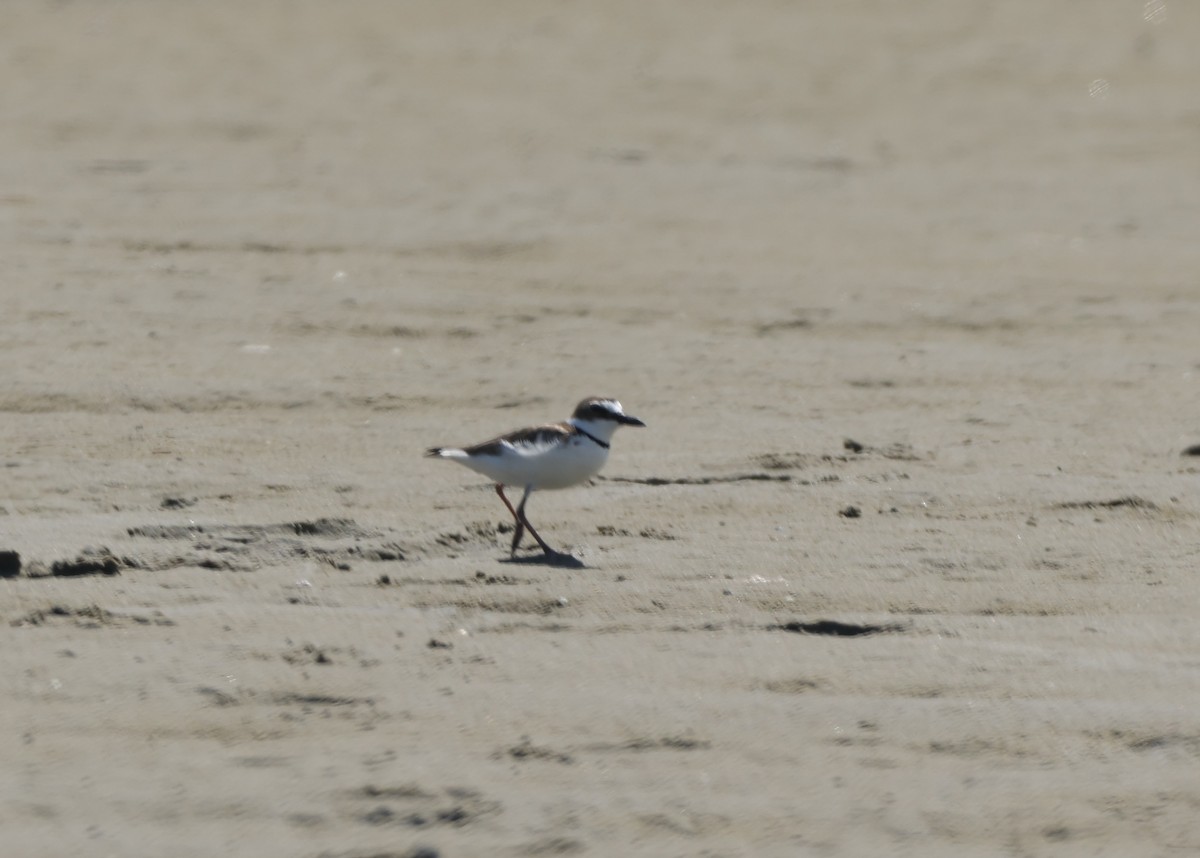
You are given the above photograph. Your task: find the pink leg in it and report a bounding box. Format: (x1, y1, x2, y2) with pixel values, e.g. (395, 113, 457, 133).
(515, 486, 555, 556)
(495, 484, 525, 555)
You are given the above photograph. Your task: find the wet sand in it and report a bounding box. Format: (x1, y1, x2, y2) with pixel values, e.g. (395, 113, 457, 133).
(4, 2, 1200, 855)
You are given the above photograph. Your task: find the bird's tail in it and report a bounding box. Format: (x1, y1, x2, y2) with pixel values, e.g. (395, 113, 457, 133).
(426, 447, 466, 459)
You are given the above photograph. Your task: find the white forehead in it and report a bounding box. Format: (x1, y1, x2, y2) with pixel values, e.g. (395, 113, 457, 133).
(574, 397, 626, 419)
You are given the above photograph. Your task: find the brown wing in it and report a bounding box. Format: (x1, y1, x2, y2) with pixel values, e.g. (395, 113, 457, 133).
(462, 422, 574, 456)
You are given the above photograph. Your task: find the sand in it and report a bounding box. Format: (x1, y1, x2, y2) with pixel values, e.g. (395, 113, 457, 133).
(3, 1, 1200, 855)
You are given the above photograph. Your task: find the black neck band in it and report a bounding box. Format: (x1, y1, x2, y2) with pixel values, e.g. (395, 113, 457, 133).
(576, 427, 609, 449)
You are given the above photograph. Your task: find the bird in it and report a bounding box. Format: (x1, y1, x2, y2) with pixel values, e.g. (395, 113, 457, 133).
(426, 397, 645, 558)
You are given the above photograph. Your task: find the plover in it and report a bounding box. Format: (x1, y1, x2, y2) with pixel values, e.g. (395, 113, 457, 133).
(426, 397, 645, 558)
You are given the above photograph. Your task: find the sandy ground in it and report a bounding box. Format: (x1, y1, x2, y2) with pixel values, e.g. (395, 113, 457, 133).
(3, 1, 1200, 855)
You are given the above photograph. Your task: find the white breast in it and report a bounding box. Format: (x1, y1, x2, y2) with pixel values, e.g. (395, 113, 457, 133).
(455, 435, 610, 490)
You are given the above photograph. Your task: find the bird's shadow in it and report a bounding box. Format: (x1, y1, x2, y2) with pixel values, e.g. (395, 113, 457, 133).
(499, 551, 586, 570)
